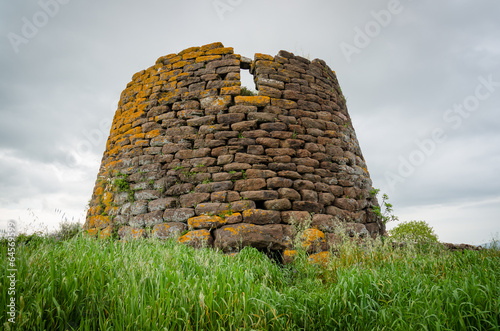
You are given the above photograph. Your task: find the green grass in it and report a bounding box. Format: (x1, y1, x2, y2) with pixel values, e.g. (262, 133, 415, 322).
(1, 234, 499, 330)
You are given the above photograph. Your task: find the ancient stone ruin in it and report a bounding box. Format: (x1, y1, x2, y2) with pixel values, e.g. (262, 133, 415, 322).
(84, 42, 383, 259)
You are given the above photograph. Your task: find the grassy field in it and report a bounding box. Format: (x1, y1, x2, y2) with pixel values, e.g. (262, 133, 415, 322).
(1, 233, 499, 330)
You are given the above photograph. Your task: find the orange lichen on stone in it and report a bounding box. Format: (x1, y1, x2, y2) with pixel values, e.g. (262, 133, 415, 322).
(177, 229, 213, 248)
(254, 53, 274, 61)
(145, 130, 160, 139)
(182, 51, 204, 60)
(99, 225, 114, 239)
(205, 47, 234, 55)
(221, 86, 241, 96)
(199, 42, 224, 51)
(87, 215, 111, 229)
(223, 223, 254, 235)
(172, 61, 188, 69)
(178, 46, 201, 56)
(129, 132, 146, 142)
(234, 96, 270, 107)
(118, 124, 132, 134)
(308, 251, 331, 266)
(283, 249, 297, 264)
(301, 228, 326, 251)
(195, 55, 222, 63)
(124, 127, 142, 136)
(187, 215, 226, 230)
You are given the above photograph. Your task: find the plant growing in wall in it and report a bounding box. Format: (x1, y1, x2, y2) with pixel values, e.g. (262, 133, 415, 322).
(240, 86, 257, 96)
(370, 188, 399, 224)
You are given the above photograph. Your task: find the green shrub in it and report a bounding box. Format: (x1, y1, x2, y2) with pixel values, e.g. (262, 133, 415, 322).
(389, 220, 439, 243)
(240, 86, 257, 96)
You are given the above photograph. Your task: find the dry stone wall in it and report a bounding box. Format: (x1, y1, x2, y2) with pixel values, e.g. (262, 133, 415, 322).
(84, 42, 383, 256)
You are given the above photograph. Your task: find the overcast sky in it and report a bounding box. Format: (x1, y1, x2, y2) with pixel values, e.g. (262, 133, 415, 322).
(1, 0, 499, 244)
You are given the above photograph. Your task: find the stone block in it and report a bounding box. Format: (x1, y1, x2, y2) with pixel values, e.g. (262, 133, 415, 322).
(152, 222, 187, 240)
(264, 199, 292, 211)
(242, 209, 281, 225)
(163, 208, 195, 223)
(188, 215, 227, 230)
(178, 230, 214, 248)
(214, 224, 291, 252)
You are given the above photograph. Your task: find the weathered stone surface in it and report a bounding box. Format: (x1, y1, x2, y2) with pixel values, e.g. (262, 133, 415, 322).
(234, 178, 267, 191)
(152, 222, 187, 240)
(214, 223, 292, 252)
(334, 198, 358, 212)
(195, 202, 229, 216)
(293, 201, 324, 214)
(281, 211, 311, 225)
(278, 188, 301, 201)
(301, 228, 327, 254)
(163, 208, 195, 223)
(148, 198, 178, 212)
(85, 43, 379, 254)
(242, 209, 281, 225)
(311, 214, 340, 233)
(344, 222, 368, 238)
(188, 215, 227, 230)
(308, 251, 331, 266)
(240, 190, 279, 201)
(130, 201, 148, 216)
(264, 198, 292, 211)
(326, 233, 343, 251)
(144, 210, 165, 227)
(178, 229, 214, 248)
(229, 200, 257, 212)
(179, 192, 211, 208)
(267, 177, 293, 189)
(118, 226, 147, 240)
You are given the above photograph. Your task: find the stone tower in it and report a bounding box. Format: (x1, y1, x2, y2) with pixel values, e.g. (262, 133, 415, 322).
(84, 42, 383, 255)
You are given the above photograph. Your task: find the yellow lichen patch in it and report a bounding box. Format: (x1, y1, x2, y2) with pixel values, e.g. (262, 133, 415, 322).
(182, 51, 204, 60)
(87, 215, 111, 229)
(195, 55, 222, 63)
(172, 60, 188, 69)
(164, 81, 177, 90)
(95, 186, 104, 196)
(205, 47, 234, 55)
(234, 96, 270, 107)
(118, 124, 132, 134)
(124, 127, 142, 136)
(178, 229, 211, 244)
(188, 215, 226, 230)
(134, 140, 149, 147)
(223, 223, 254, 236)
(171, 72, 191, 82)
(254, 53, 274, 61)
(178, 46, 201, 56)
(99, 225, 114, 239)
(129, 133, 146, 143)
(283, 249, 297, 261)
(132, 70, 145, 81)
(168, 55, 182, 64)
(308, 251, 331, 266)
(221, 86, 241, 96)
(145, 130, 160, 139)
(301, 228, 326, 250)
(199, 42, 224, 52)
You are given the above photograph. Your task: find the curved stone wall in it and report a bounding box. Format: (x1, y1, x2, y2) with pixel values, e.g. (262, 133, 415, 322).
(84, 42, 383, 254)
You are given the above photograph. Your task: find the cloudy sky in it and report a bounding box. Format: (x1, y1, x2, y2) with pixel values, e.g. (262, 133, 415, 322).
(1, 0, 498, 244)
